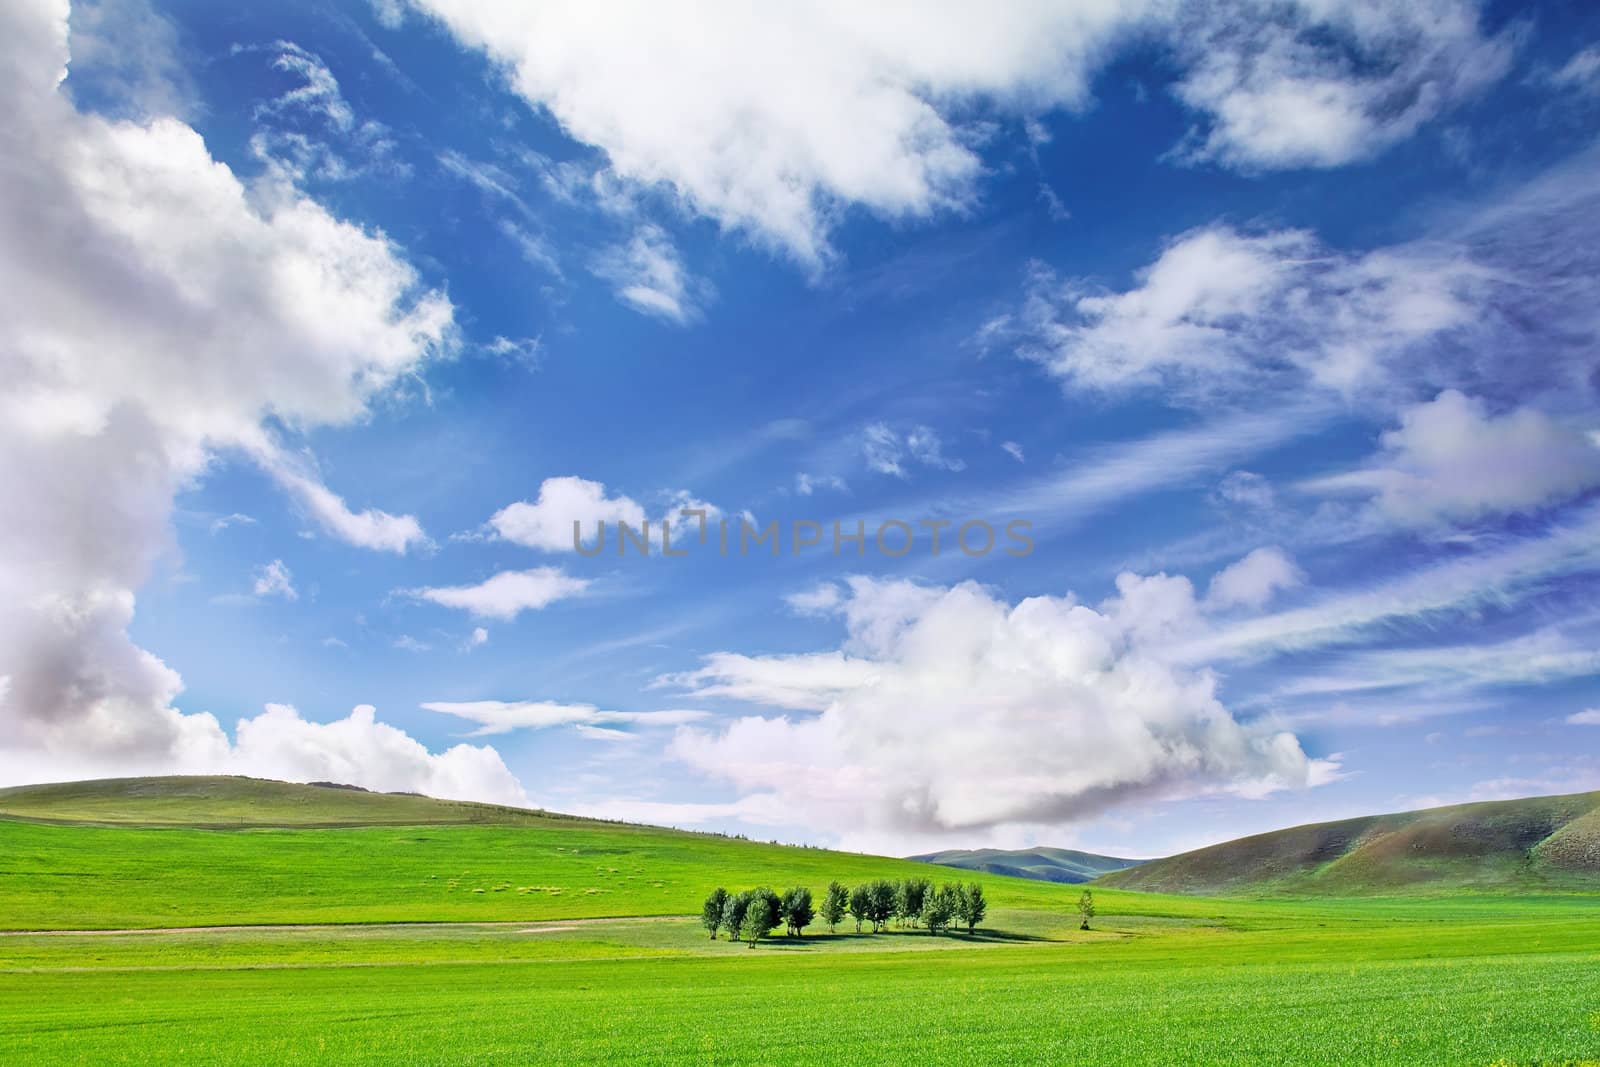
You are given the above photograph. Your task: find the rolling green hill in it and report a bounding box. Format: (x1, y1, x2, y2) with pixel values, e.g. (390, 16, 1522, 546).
(0, 776, 1090, 930)
(3, 776, 1599, 1063)
(1096, 791, 1600, 896)
(0, 775, 583, 828)
(912, 846, 1144, 883)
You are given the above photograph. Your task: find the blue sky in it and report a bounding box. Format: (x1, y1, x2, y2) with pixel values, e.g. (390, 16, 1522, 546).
(4, 0, 1600, 856)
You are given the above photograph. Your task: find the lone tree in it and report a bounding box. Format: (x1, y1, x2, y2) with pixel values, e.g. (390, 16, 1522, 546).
(781, 886, 814, 937)
(821, 881, 849, 933)
(923, 883, 957, 935)
(956, 882, 986, 934)
(848, 884, 871, 933)
(702, 887, 729, 940)
(867, 879, 897, 933)
(1077, 889, 1096, 930)
(720, 891, 749, 941)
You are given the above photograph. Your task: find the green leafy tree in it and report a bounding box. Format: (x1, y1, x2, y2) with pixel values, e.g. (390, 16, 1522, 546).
(781, 886, 814, 937)
(900, 877, 930, 927)
(848, 884, 871, 933)
(740, 905, 774, 947)
(821, 881, 849, 933)
(923, 883, 957, 935)
(749, 886, 783, 933)
(956, 882, 986, 933)
(702, 887, 729, 939)
(720, 891, 749, 941)
(867, 879, 897, 933)
(1077, 889, 1096, 930)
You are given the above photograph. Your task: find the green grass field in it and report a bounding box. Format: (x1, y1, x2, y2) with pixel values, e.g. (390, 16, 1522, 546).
(1, 778, 1597, 1064)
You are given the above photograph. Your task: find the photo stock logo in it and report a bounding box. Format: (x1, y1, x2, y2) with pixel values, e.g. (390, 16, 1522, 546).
(574, 510, 1034, 560)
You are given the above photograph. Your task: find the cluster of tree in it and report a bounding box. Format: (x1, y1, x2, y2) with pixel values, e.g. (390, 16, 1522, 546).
(702, 877, 986, 946)
(700, 886, 815, 947)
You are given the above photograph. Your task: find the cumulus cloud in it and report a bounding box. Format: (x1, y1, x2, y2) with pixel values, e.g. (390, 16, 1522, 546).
(422, 699, 709, 737)
(663, 576, 1330, 839)
(252, 560, 298, 601)
(406, 1, 1504, 267)
(225, 704, 527, 804)
(1169, 0, 1514, 169)
(1206, 547, 1304, 610)
(404, 568, 590, 620)
(0, 0, 452, 784)
(0, 699, 528, 806)
(996, 225, 1488, 401)
(489, 476, 647, 552)
(1302, 391, 1600, 528)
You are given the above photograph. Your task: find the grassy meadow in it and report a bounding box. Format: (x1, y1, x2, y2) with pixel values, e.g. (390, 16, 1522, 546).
(1, 778, 1597, 1064)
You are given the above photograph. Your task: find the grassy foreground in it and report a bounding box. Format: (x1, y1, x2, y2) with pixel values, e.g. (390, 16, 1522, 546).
(1, 778, 1597, 1064)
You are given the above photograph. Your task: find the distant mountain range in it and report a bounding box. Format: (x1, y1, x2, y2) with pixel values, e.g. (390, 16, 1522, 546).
(1096, 791, 1600, 896)
(911, 846, 1145, 884)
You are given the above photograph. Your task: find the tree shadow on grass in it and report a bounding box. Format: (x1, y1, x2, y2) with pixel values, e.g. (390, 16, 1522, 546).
(744, 926, 1053, 951)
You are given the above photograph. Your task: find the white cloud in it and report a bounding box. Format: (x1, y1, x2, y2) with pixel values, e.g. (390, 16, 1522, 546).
(998, 225, 1487, 401)
(0, 0, 451, 782)
(258, 448, 431, 553)
(422, 699, 709, 737)
(664, 576, 1328, 838)
(1302, 391, 1600, 528)
(408, 1, 1506, 267)
(1213, 470, 1275, 510)
(1567, 708, 1600, 726)
(209, 512, 257, 534)
(1182, 501, 1600, 663)
(0, 699, 529, 807)
(467, 626, 489, 648)
(405, 568, 590, 621)
(242, 40, 407, 185)
(1205, 547, 1304, 610)
(65, 0, 197, 120)
(785, 582, 843, 616)
(392, 634, 431, 653)
(1546, 46, 1600, 96)
(1269, 623, 1600, 701)
(861, 423, 963, 478)
(1169, 0, 1514, 169)
(252, 559, 298, 601)
(1001, 441, 1026, 463)
(488, 476, 647, 552)
(906, 426, 965, 471)
(794, 472, 847, 496)
(229, 703, 526, 804)
(590, 224, 711, 323)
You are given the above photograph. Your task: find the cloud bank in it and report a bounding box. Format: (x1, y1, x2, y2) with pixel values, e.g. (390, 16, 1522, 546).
(663, 576, 1333, 840)
(0, 0, 462, 791)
